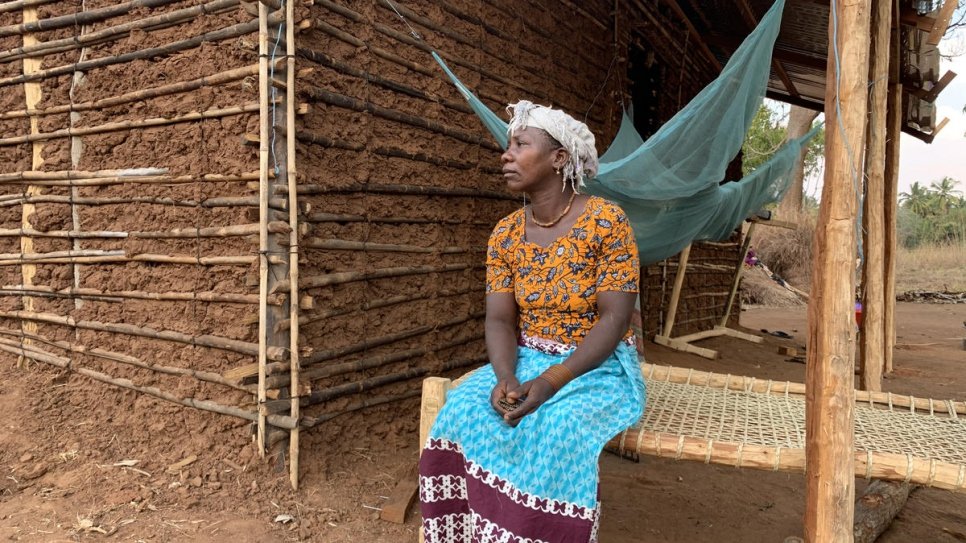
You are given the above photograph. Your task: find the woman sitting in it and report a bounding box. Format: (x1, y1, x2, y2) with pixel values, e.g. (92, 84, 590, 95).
(419, 101, 646, 543)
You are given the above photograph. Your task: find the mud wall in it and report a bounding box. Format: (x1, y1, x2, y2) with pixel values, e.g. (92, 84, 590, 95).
(291, 0, 638, 452)
(0, 0, 275, 435)
(0, 0, 737, 469)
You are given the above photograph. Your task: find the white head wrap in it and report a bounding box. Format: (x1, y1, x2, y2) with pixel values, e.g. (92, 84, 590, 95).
(506, 100, 598, 191)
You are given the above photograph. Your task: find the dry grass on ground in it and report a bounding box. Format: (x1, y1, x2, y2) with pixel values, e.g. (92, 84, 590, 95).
(742, 210, 964, 301)
(895, 242, 966, 293)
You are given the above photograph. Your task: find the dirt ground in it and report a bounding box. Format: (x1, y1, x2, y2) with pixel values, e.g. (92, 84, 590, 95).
(1, 301, 964, 542)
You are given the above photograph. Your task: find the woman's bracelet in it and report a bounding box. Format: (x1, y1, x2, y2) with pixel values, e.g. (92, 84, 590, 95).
(537, 364, 575, 392)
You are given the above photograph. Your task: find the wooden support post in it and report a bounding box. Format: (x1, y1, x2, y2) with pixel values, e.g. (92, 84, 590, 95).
(661, 244, 690, 338)
(18, 4, 43, 368)
(805, 1, 870, 540)
(68, 5, 93, 311)
(720, 222, 757, 328)
(654, 238, 762, 360)
(284, 0, 301, 491)
(256, 1, 270, 458)
(883, 0, 902, 376)
(417, 377, 453, 543)
(860, 0, 891, 392)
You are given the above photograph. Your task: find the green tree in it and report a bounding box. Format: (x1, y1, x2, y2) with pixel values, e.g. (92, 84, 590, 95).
(898, 178, 966, 246)
(929, 176, 963, 213)
(741, 103, 825, 213)
(899, 181, 934, 216)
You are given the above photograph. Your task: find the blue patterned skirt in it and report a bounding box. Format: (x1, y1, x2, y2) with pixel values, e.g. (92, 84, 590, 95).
(419, 341, 645, 543)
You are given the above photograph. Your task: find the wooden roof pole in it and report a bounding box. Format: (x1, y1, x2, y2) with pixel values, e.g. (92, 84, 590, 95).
(735, 0, 801, 99)
(659, 0, 722, 71)
(883, 0, 903, 376)
(805, 0, 871, 541)
(860, 0, 892, 392)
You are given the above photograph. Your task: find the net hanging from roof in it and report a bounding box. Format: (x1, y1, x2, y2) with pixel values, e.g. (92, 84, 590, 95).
(432, 0, 819, 264)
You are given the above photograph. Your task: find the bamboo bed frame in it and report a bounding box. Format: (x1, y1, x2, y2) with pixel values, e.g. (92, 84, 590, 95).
(419, 363, 966, 493)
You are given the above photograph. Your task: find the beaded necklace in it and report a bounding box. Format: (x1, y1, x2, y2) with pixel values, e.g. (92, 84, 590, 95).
(530, 191, 576, 228)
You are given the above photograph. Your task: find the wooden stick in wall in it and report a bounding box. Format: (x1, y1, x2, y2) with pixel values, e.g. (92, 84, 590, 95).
(0, 0, 181, 36)
(0, 15, 284, 88)
(303, 212, 491, 226)
(284, 0, 301, 491)
(275, 286, 482, 332)
(235, 312, 483, 382)
(302, 354, 487, 407)
(0, 173, 258, 187)
(0, 309, 287, 361)
(0, 104, 259, 146)
(0, 64, 259, 121)
(279, 332, 485, 389)
(278, 183, 512, 200)
(0, 330, 253, 393)
(0, 252, 261, 266)
(0, 286, 268, 305)
(0, 221, 289, 239)
(0, 0, 59, 15)
(0, 0, 240, 62)
(0, 195, 288, 209)
(300, 390, 422, 429)
(299, 238, 477, 254)
(273, 263, 481, 293)
(0, 341, 297, 429)
(256, 0, 270, 459)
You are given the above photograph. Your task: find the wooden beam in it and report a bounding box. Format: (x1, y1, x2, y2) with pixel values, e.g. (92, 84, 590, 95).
(860, 0, 891, 392)
(765, 90, 825, 112)
(883, 0, 902, 377)
(659, 0, 722, 71)
(805, 0, 871, 540)
(901, 118, 949, 143)
(706, 34, 828, 71)
(898, 8, 936, 32)
(904, 70, 957, 103)
(926, 0, 957, 45)
(735, 0, 800, 98)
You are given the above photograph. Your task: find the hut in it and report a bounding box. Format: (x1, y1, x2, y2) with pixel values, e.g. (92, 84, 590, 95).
(0, 1, 956, 535)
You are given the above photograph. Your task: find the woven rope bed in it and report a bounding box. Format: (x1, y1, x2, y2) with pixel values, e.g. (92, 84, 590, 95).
(429, 363, 966, 492)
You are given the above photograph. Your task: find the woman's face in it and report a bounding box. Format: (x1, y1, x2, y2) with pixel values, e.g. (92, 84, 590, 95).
(500, 127, 564, 193)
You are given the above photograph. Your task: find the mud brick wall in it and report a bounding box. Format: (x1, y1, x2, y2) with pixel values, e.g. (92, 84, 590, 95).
(639, 237, 744, 339)
(0, 0, 274, 436)
(0, 0, 732, 464)
(292, 0, 637, 453)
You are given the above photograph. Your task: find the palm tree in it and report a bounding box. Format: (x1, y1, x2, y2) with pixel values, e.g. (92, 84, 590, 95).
(929, 177, 963, 213)
(900, 181, 934, 217)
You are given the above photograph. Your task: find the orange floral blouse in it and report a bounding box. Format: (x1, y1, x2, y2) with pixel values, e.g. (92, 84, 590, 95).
(486, 196, 640, 346)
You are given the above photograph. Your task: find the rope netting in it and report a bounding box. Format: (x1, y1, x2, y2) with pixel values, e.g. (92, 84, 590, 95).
(610, 364, 966, 491)
(447, 363, 966, 491)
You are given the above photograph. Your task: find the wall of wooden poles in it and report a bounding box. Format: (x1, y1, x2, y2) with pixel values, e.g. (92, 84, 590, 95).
(0, 0, 305, 483)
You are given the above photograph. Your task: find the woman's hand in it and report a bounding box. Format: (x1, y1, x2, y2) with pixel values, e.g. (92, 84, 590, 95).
(490, 377, 520, 417)
(501, 378, 556, 427)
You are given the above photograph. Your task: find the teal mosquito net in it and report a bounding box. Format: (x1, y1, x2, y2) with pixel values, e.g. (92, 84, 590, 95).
(432, 0, 818, 264)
